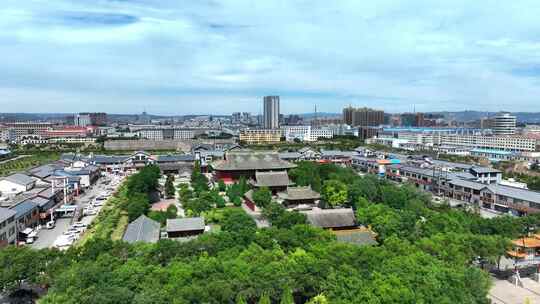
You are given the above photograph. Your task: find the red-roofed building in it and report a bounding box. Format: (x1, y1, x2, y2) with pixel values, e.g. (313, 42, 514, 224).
(44, 126, 92, 138)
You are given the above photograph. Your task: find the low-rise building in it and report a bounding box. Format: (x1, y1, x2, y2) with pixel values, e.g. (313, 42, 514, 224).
(301, 208, 357, 230)
(239, 129, 282, 144)
(123, 215, 161, 244)
(0, 173, 36, 196)
(250, 171, 293, 194)
(508, 235, 540, 266)
(283, 126, 333, 142)
(166, 217, 205, 238)
(0, 208, 16, 247)
(212, 152, 296, 183)
(278, 186, 321, 208)
(11, 200, 40, 234)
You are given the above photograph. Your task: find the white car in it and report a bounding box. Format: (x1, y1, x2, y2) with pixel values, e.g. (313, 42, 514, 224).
(54, 235, 74, 249)
(65, 227, 82, 235)
(46, 221, 56, 229)
(92, 200, 105, 207)
(84, 209, 97, 216)
(72, 222, 87, 229)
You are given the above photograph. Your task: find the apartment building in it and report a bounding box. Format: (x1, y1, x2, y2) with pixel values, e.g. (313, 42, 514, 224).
(239, 129, 282, 144)
(440, 135, 537, 152)
(342, 107, 384, 127)
(3, 122, 53, 141)
(138, 128, 196, 140)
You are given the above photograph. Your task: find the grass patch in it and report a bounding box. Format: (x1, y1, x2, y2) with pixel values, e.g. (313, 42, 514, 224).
(0, 153, 59, 177)
(76, 187, 128, 246)
(202, 206, 243, 224)
(111, 213, 129, 241)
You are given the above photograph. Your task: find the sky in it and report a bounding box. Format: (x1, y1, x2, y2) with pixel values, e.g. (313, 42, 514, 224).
(1, 1, 540, 115)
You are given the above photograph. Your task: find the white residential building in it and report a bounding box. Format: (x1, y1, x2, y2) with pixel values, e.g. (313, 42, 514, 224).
(439, 135, 537, 152)
(283, 126, 333, 142)
(138, 129, 196, 141)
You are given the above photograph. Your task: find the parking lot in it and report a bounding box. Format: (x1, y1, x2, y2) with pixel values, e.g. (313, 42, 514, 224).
(31, 173, 124, 250)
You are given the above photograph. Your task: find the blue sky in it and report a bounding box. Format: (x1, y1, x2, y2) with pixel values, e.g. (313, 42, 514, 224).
(2, 1, 540, 115)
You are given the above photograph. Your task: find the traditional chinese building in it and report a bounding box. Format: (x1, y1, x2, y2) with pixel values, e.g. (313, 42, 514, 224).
(212, 152, 296, 184)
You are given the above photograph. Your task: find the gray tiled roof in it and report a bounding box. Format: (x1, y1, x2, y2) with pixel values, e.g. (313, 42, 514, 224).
(279, 186, 321, 201)
(166, 217, 205, 232)
(31, 196, 53, 208)
(302, 208, 357, 229)
(449, 179, 487, 191)
(91, 155, 129, 164)
(38, 187, 61, 199)
(253, 171, 292, 187)
(320, 150, 357, 158)
(279, 152, 302, 160)
(213, 152, 296, 171)
(486, 184, 540, 204)
(123, 215, 160, 244)
(0, 208, 16, 223)
(3, 173, 35, 187)
(470, 166, 502, 174)
(28, 164, 59, 179)
(155, 154, 195, 163)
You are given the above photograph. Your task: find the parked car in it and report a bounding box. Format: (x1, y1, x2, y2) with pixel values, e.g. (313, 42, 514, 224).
(92, 200, 105, 207)
(72, 222, 87, 229)
(83, 208, 97, 216)
(46, 220, 56, 229)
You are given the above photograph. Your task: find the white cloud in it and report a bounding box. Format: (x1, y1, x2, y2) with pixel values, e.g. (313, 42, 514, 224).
(1, 0, 540, 114)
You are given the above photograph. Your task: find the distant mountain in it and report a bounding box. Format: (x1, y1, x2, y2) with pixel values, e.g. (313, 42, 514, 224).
(426, 111, 540, 123)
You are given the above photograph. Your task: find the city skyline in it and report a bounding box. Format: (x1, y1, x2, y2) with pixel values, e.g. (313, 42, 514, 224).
(2, 1, 540, 114)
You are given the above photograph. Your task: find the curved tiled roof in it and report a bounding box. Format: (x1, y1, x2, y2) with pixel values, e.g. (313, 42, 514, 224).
(213, 152, 296, 171)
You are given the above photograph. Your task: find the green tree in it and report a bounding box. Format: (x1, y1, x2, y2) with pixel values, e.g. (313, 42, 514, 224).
(252, 187, 272, 208)
(218, 179, 227, 192)
(280, 288, 294, 304)
(236, 294, 248, 304)
(165, 175, 175, 198)
(321, 180, 348, 207)
(259, 294, 271, 304)
(0, 246, 45, 292)
(306, 295, 329, 304)
(178, 184, 193, 203)
(263, 203, 307, 229)
(221, 208, 257, 234)
(126, 192, 150, 221)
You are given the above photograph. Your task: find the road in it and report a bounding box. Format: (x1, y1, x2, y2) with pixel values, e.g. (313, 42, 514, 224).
(31, 174, 121, 250)
(489, 278, 540, 304)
